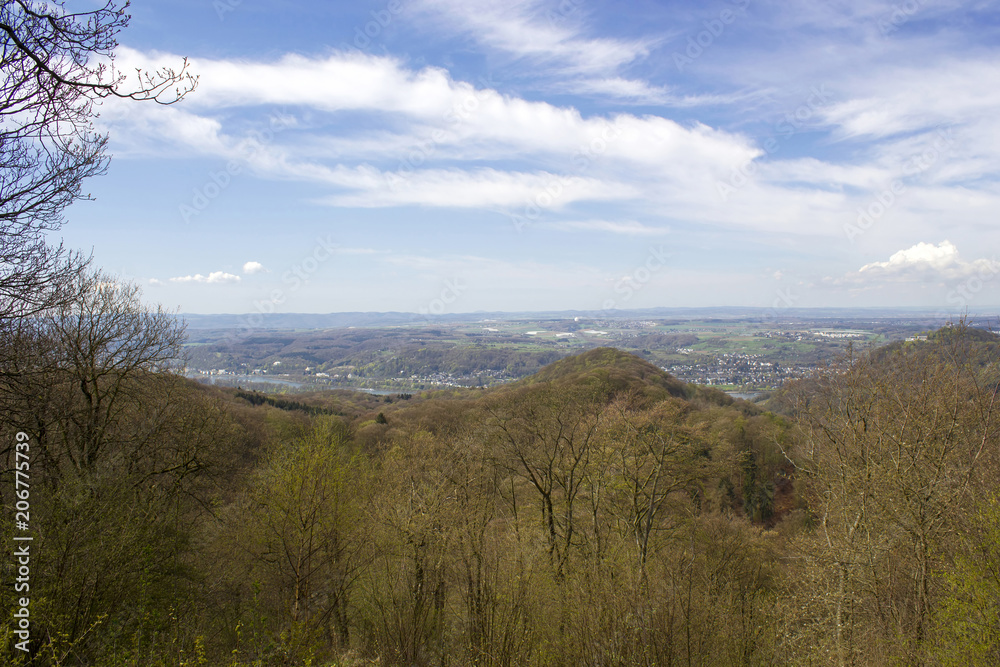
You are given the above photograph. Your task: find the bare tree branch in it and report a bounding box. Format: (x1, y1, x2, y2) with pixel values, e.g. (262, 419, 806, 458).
(0, 1, 197, 321)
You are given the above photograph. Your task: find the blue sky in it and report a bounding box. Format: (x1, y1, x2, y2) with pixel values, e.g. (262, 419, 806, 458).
(59, 0, 1000, 315)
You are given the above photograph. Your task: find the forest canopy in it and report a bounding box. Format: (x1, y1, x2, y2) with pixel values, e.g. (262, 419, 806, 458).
(2, 327, 999, 665)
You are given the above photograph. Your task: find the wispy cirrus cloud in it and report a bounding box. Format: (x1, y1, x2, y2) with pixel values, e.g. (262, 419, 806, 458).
(313, 167, 639, 209)
(168, 271, 242, 284)
(821, 60, 1000, 141)
(564, 77, 758, 107)
(410, 0, 657, 74)
(547, 219, 671, 236)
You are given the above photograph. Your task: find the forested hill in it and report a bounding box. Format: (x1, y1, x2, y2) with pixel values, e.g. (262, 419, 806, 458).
(515, 346, 688, 396)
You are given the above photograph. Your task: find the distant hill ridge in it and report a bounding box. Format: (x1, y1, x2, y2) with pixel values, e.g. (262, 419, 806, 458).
(177, 307, 968, 330)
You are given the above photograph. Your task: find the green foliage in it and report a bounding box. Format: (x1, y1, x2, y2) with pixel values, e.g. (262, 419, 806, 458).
(934, 495, 1000, 666)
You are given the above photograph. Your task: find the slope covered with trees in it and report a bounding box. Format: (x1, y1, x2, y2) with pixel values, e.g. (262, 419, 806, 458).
(5, 319, 998, 665)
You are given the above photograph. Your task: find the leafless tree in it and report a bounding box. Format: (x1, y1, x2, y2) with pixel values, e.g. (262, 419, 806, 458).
(0, 0, 196, 320)
(787, 325, 1000, 664)
(0, 270, 186, 476)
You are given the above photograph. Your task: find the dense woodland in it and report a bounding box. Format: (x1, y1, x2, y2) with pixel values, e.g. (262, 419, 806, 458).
(2, 274, 1000, 665)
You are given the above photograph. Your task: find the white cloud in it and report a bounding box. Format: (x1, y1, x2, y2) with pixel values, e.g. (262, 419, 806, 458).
(116, 48, 448, 115)
(105, 49, 758, 215)
(547, 220, 670, 236)
(313, 166, 639, 209)
(566, 77, 754, 107)
(406, 0, 763, 112)
(854, 241, 999, 281)
(860, 240, 959, 273)
(109, 49, 757, 166)
(242, 261, 266, 274)
(411, 0, 655, 75)
(569, 77, 674, 104)
(169, 271, 242, 284)
(101, 19, 1000, 250)
(821, 60, 1000, 140)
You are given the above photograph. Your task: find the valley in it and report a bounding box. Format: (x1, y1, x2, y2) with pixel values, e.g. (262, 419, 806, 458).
(182, 311, 956, 394)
